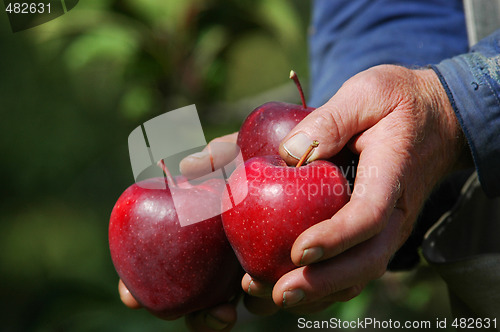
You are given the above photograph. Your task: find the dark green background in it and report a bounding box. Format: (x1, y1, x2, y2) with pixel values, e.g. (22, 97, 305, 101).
(0, 1, 454, 331)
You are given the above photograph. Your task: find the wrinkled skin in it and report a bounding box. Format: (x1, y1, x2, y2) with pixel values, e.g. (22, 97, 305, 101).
(119, 65, 468, 330)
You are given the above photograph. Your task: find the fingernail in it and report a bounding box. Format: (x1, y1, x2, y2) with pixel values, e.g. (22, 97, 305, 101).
(300, 247, 324, 265)
(282, 289, 305, 307)
(248, 279, 254, 295)
(247, 278, 272, 297)
(283, 133, 314, 160)
(118, 280, 141, 309)
(204, 313, 229, 330)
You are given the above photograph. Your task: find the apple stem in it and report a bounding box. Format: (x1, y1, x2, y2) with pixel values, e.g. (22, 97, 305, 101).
(289, 70, 307, 109)
(157, 160, 176, 187)
(295, 140, 319, 167)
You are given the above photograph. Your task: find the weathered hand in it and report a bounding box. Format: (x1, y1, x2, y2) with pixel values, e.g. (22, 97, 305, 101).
(265, 65, 466, 309)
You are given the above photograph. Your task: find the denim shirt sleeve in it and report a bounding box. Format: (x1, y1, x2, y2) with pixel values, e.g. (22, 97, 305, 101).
(431, 30, 500, 197)
(309, 0, 468, 107)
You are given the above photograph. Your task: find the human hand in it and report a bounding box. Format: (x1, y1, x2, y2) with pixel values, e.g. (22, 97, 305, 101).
(118, 279, 239, 331)
(257, 64, 467, 310)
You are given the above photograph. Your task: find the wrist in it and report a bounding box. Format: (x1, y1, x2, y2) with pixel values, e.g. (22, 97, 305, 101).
(415, 68, 472, 172)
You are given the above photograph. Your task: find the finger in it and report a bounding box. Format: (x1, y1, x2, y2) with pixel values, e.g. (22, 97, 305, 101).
(284, 300, 332, 315)
(118, 279, 141, 309)
(291, 141, 405, 266)
(273, 213, 402, 308)
(186, 303, 238, 332)
(278, 65, 411, 165)
(243, 295, 279, 316)
(283, 284, 365, 315)
(180, 133, 238, 179)
(242, 273, 273, 298)
(318, 283, 366, 303)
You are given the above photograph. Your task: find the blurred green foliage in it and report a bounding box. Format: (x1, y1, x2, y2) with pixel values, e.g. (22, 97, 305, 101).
(0, 1, 453, 331)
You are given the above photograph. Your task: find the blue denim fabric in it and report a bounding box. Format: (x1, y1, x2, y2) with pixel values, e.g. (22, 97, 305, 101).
(309, 0, 468, 106)
(432, 31, 500, 197)
(309, 0, 500, 196)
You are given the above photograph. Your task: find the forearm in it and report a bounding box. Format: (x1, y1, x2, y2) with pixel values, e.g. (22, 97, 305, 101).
(431, 29, 500, 197)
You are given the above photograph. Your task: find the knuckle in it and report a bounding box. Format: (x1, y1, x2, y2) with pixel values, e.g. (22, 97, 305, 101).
(351, 65, 394, 97)
(336, 224, 351, 255)
(338, 284, 364, 302)
(352, 65, 416, 112)
(350, 283, 365, 297)
(361, 67, 388, 91)
(362, 245, 390, 280)
(314, 107, 347, 142)
(360, 203, 388, 236)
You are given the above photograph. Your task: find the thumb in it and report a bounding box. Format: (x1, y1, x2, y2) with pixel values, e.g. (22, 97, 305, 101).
(279, 65, 403, 164)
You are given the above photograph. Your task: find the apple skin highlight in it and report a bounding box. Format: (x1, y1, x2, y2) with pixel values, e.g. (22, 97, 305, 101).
(109, 177, 242, 319)
(222, 155, 350, 284)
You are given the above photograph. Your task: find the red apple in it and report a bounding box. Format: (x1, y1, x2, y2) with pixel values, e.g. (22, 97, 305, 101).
(109, 177, 242, 319)
(237, 71, 315, 161)
(237, 71, 358, 184)
(221, 154, 350, 284)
